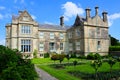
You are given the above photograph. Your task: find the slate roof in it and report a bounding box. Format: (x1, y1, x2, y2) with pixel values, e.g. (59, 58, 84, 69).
(39, 24, 70, 31)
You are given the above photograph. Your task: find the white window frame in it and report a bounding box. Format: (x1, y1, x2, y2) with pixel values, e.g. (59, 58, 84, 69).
(50, 32, 54, 39)
(60, 43, 63, 50)
(49, 42, 55, 52)
(76, 42, 80, 50)
(21, 40, 31, 52)
(21, 25, 31, 34)
(76, 29, 80, 36)
(39, 43, 44, 51)
(60, 33, 64, 39)
(40, 32, 44, 39)
(69, 43, 73, 51)
(68, 32, 72, 39)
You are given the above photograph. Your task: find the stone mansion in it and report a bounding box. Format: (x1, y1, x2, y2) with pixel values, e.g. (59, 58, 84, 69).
(6, 7, 109, 58)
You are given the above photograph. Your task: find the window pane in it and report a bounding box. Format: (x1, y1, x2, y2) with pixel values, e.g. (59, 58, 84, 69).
(60, 33, 64, 39)
(21, 25, 31, 34)
(60, 43, 63, 50)
(50, 33, 54, 39)
(40, 32, 44, 38)
(39, 43, 44, 51)
(21, 40, 31, 52)
(49, 43, 55, 51)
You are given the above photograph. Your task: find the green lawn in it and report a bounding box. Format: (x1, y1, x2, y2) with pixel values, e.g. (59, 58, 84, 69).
(31, 58, 82, 64)
(32, 58, 120, 80)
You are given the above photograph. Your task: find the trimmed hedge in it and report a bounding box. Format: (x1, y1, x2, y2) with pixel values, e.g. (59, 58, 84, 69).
(109, 46, 120, 51)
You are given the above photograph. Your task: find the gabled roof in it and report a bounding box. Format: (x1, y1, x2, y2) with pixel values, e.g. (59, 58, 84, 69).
(73, 15, 85, 26)
(12, 10, 34, 21)
(18, 10, 33, 21)
(39, 24, 69, 31)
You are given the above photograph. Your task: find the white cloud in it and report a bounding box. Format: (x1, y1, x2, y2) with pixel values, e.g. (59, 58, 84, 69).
(44, 21, 56, 25)
(0, 13, 11, 20)
(62, 2, 84, 21)
(31, 15, 36, 20)
(108, 13, 120, 26)
(0, 14, 3, 19)
(0, 6, 5, 10)
(14, 0, 24, 4)
(0, 39, 5, 46)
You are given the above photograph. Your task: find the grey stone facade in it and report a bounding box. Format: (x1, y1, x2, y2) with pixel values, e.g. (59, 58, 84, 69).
(5, 7, 109, 58)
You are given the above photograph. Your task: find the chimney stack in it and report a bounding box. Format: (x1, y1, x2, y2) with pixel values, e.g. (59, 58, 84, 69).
(60, 16, 64, 27)
(102, 11, 108, 22)
(18, 11, 23, 15)
(95, 6, 99, 15)
(85, 8, 91, 21)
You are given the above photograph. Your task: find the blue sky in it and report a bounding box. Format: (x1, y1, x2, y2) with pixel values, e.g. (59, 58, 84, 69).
(0, 0, 120, 45)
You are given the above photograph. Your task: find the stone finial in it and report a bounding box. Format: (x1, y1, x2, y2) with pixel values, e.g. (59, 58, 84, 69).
(60, 16, 64, 27)
(102, 11, 108, 22)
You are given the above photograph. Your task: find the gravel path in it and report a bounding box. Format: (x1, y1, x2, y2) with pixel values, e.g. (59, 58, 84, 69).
(35, 65, 58, 80)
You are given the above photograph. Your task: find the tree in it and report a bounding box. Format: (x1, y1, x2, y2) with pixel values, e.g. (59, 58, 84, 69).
(66, 54, 70, 64)
(59, 54, 65, 64)
(107, 57, 116, 73)
(0, 45, 38, 80)
(51, 54, 58, 64)
(91, 60, 102, 79)
(110, 35, 120, 46)
(33, 49, 37, 58)
(73, 60, 77, 68)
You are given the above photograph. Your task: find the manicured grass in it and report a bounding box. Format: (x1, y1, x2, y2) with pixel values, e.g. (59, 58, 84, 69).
(31, 58, 82, 64)
(37, 62, 120, 80)
(32, 58, 120, 80)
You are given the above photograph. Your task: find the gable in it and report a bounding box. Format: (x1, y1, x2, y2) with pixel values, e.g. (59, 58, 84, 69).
(92, 15, 104, 26)
(18, 10, 33, 21)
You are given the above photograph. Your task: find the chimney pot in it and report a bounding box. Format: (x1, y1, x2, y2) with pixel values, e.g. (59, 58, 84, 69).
(95, 6, 99, 15)
(85, 8, 91, 21)
(60, 16, 64, 27)
(102, 11, 108, 22)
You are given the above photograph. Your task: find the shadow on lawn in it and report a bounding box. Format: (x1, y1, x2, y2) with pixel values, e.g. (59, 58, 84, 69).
(68, 70, 120, 80)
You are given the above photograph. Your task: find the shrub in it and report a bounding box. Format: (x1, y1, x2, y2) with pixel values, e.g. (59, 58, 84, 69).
(73, 60, 78, 67)
(44, 52, 49, 58)
(70, 53, 76, 58)
(94, 53, 101, 60)
(51, 54, 59, 63)
(66, 54, 70, 62)
(0, 45, 38, 80)
(51, 54, 65, 64)
(33, 49, 37, 58)
(109, 46, 120, 51)
(58, 54, 65, 64)
(87, 53, 94, 60)
(107, 57, 117, 72)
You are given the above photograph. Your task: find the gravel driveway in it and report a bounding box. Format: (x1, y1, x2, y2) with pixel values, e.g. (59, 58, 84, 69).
(35, 65, 58, 80)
